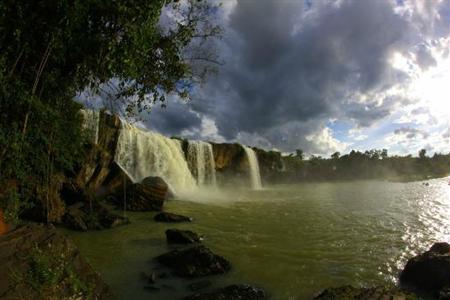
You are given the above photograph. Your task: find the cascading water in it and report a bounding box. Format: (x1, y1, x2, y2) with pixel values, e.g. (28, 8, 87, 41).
(186, 141, 217, 186)
(114, 123, 196, 194)
(80, 109, 99, 144)
(243, 146, 262, 190)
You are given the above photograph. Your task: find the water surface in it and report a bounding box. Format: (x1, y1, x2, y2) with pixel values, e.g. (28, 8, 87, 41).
(66, 178, 450, 299)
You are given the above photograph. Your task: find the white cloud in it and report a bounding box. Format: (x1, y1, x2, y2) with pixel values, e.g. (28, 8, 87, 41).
(306, 127, 348, 156)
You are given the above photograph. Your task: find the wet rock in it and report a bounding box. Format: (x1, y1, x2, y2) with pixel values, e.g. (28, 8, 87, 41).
(125, 176, 171, 211)
(166, 229, 202, 244)
(183, 284, 267, 300)
(156, 245, 231, 278)
(141, 271, 157, 284)
(313, 285, 416, 300)
(0, 223, 113, 299)
(144, 285, 160, 292)
(63, 201, 129, 231)
(400, 242, 450, 297)
(154, 212, 193, 223)
(187, 280, 212, 292)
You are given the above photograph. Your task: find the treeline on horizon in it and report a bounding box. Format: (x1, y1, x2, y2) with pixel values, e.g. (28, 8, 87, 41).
(282, 149, 450, 182)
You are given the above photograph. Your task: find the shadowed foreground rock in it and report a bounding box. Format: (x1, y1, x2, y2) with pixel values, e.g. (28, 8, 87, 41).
(154, 212, 193, 223)
(166, 229, 202, 244)
(156, 245, 231, 278)
(313, 285, 417, 300)
(63, 201, 129, 231)
(0, 223, 113, 299)
(400, 242, 450, 298)
(125, 176, 172, 211)
(183, 284, 267, 300)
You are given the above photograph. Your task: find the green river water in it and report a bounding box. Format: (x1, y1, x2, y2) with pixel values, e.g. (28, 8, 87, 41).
(66, 178, 450, 299)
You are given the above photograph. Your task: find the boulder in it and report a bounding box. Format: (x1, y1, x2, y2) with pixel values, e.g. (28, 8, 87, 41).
(63, 201, 129, 231)
(125, 176, 171, 211)
(0, 223, 113, 299)
(154, 212, 193, 223)
(400, 242, 450, 297)
(156, 245, 231, 278)
(183, 284, 267, 300)
(165, 229, 202, 244)
(313, 285, 416, 300)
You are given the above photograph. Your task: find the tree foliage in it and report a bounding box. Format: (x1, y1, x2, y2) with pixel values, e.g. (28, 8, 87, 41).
(283, 149, 450, 182)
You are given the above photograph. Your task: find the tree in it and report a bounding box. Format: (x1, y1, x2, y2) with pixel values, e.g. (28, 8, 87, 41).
(419, 149, 427, 159)
(296, 149, 304, 160)
(0, 0, 221, 223)
(331, 152, 340, 160)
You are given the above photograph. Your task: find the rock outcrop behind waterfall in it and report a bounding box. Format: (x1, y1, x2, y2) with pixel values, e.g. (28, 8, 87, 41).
(74, 111, 130, 196)
(211, 143, 283, 186)
(210, 143, 249, 186)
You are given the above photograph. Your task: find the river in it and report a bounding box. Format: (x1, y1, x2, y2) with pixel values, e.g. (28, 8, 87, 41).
(66, 178, 450, 299)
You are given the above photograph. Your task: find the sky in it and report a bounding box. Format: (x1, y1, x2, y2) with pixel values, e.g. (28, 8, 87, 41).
(92, 0, 450, 157)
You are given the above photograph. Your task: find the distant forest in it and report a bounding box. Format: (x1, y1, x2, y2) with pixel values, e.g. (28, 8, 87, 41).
(282, 149, 450, 182)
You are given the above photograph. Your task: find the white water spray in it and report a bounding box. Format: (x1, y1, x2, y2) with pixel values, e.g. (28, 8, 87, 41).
(114, 123, 196, 194)
(80, 109, 99, 144)
(243, 146, 262, 190)
(186, 141, 217, 186)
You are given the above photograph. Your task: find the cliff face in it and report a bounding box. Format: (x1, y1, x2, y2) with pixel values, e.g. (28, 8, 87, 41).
(211, 143, 249, 186)
(73, 112, 132, 197)
(75, 113, 284, 193)
(253, 148, 284, 183)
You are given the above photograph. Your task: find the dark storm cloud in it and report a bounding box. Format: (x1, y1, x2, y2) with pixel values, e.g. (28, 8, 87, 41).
(394, 127, 429, 139)
(141, 100, 202, 136)
(199, 0, 412, 145)
(144, 0, 449, 153)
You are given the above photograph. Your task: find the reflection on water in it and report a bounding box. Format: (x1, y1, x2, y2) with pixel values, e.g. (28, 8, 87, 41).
(65, 178, 450, 300)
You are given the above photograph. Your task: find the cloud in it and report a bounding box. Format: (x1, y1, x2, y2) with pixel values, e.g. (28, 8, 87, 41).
(394, 127, 429, 139)
(122, 0, 450, 155)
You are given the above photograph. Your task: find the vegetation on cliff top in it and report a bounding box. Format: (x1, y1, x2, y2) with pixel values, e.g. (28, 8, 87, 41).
(283, 148, 450, 182)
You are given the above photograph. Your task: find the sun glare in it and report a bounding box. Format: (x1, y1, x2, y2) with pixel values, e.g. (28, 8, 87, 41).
(411, 56, 450, 117)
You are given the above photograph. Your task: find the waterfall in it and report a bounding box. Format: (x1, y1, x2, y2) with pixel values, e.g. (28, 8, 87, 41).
(186, 141, 217, 186)
(80, 109, 99, 144)
(243, 146, 262, 190)
(114, 123, 196, 194)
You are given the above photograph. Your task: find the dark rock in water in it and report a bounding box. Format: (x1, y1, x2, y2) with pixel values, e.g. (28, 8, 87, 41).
(0, 223, 113, 299)
(429, 242, 450, 254)
(187, 280, 212, 292)
(154, 212, 193, 223)
(183, 284, 267, 300)
(156, 245, 231, 278)
(400, 242, 450, 297)
(63, 201, 129, 231)
(313, 285, 416, 299)
(166, 229, 202, 244)
(125, 176, 171, 211)
(140, 271, 157, 284)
